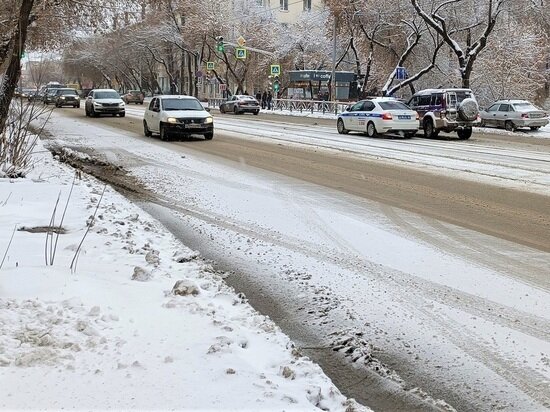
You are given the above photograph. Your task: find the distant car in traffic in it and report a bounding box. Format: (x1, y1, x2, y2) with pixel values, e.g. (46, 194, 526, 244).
(480, 100, 549, 131)
(219, 95, 260, 115)
(85, 89, 125, 117)
(42, 83, 68, 105)
(53, 88, 80, 108)
(122, 90, 144, 105)
(337, 97, 419, 138)
(14, 88, 34, 99)
(27, 90, 41, 101)
(143, 95, 213, 141)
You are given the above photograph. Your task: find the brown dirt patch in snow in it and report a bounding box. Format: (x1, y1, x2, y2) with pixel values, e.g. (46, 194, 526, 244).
(18, 226, 68, 234)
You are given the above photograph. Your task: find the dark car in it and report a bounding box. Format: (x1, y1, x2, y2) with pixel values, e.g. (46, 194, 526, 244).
(53, 88, 80, 108)
(42, 84, 67, 105)
(219, 95, 260, 115)
(122, 90, 144, 104)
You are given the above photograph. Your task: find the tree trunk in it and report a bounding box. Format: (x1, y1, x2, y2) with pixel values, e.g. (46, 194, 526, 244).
(0, 0, 35, 135)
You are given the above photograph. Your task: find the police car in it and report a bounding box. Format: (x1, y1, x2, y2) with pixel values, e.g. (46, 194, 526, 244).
(337, 97, 419, 138)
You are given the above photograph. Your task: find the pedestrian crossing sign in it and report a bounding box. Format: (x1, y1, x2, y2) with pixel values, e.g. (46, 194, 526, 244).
(270, 65, 281, 76)
(206, 61, 215, 70)
(235, 47, 246, 59)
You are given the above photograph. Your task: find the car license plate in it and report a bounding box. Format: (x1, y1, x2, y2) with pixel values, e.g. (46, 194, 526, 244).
(398, 115, 411, 120)
(187, 123, 202, 129)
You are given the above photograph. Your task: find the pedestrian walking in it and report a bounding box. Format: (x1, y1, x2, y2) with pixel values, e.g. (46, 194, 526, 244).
(255, 91, 261, 102)
(267, 91, 273, 110)
(261, 90, 267, 109)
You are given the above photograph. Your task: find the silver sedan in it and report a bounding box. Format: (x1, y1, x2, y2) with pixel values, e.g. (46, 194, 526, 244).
(480, 100, 548, 131)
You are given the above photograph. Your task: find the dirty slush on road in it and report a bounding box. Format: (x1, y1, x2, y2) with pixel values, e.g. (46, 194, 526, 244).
(41, 134, 451, 412)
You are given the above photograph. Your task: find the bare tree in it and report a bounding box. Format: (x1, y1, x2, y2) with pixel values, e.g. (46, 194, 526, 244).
(410, 0, 508, 88)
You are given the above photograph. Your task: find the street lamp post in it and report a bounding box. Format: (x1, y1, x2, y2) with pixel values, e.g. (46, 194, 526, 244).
(330, 16, 337, 110)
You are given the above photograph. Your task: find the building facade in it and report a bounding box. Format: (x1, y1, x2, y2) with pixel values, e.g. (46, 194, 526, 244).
(259, 0, 324, 24)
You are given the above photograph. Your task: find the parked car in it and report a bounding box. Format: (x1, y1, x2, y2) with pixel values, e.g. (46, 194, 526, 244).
(219, 95, 260, 115)
(84, 89, 125, 117)
(53, 88, 80, 108)
(408, 88, 479, 140)
(122, 90, 144, 104)
(480, 100, 549, 131)
(337, 97, 419, 138)
(143, 95, 213, 141)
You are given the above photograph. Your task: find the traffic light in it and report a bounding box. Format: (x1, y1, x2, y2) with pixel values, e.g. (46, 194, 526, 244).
(215, 36, 224, 52)
(273, 75, 280, 93)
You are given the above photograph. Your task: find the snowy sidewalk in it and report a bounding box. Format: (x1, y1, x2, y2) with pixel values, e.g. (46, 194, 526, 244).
(0, 141, 366, 411)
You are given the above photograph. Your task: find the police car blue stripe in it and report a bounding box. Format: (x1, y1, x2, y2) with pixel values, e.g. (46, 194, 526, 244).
(339, 113, 384, 118)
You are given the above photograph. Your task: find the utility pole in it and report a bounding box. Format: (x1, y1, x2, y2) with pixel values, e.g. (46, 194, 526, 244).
(330, 15, 337, 111)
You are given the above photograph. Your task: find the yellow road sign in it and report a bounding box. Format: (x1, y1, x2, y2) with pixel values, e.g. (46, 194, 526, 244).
(237, 36, 246, 47)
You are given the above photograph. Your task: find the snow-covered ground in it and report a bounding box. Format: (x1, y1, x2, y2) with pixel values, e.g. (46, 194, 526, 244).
(19, 109, 550, 411)
(0, 97, 545, 410)
(0, 140, 366, 411)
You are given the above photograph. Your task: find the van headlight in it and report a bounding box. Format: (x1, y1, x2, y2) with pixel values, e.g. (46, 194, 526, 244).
(204, 116, 213, 124)
(167, 117, 178, 123)
(119, 102, 125, 107)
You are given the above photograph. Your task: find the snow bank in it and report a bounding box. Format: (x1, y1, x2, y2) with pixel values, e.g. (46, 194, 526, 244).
(0, 140, 368, 411)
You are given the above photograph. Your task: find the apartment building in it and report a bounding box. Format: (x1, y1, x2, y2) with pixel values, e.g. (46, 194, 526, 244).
(259, 0, 324, 24)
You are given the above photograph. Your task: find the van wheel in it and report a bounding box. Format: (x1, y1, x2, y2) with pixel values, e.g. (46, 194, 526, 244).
(530, 126, 540, 131)
(423, 119, 439, 138)
(366, 121, 377, 137)
(204, 132, 213, 140)
(457, 128, 472, 140)
(337, 118, 349, 134)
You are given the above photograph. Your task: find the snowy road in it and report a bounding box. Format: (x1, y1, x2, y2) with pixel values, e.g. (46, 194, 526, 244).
(125, 106, 550, 195)
(42, 107, 550, 411)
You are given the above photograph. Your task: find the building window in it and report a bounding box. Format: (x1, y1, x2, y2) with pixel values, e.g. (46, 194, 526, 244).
(280, 0, 288, 10)
(303, 0, 311, 11)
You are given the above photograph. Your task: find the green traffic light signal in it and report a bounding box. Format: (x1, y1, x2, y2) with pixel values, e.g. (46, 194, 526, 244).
(273, 75, 280, 92)
(215, 36, 225, 52)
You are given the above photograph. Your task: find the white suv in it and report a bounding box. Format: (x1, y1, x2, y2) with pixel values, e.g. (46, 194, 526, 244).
(143, 95, 213, 141)
(408, 88, 479, 140)
(85, 89, 125, 117)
